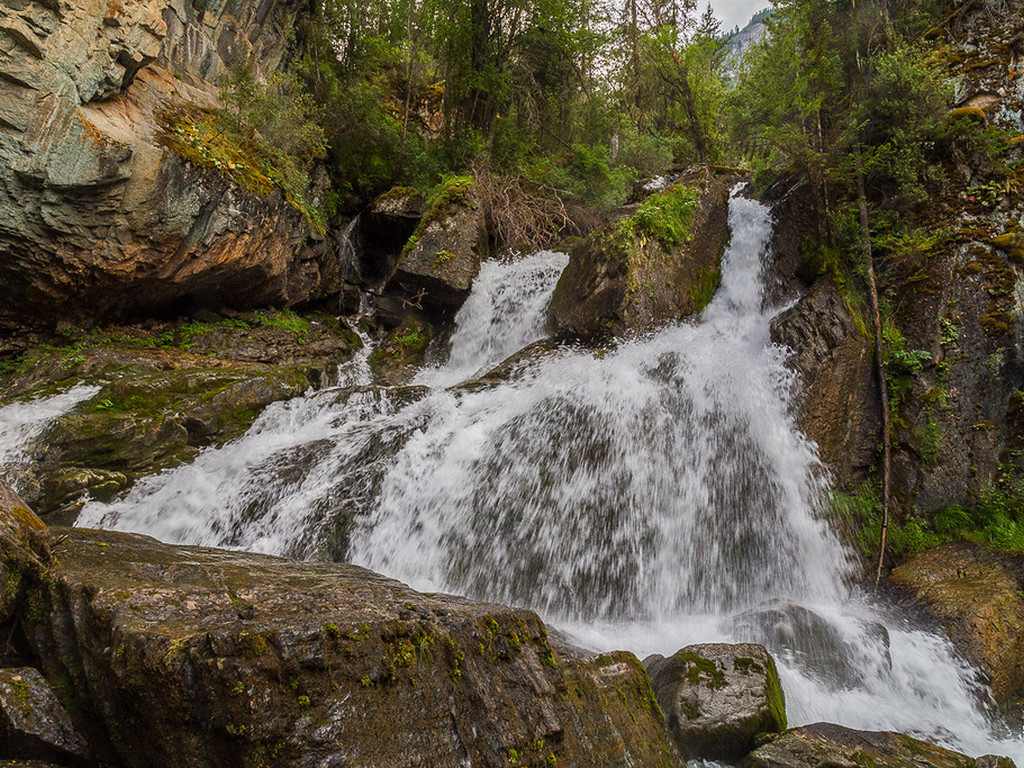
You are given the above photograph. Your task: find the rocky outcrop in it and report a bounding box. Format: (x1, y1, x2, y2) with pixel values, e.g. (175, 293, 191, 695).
(0, 314, 360, 523)
(890, 542, 1024, 708)
(0, 481, 48, 626)
(550, 176, 731, 342)
(770, 279, 879, 490)
(767, 0, 1024, 511)
(644, 643, 786, 762)
(0, 668, 88, 765)
(743, 722, 1013, 768)
(0, 0, 336, 354)
(18, 525, 683, 767)
(384, 186, 486, 321)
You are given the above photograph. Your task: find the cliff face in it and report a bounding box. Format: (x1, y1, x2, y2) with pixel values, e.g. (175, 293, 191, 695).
(0, 0, 337, 355)
(773, 0, 1024, 514)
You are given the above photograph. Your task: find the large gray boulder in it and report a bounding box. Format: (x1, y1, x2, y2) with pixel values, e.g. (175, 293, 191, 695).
(385, 185, 486, 318)
(644, 643, 786, 761)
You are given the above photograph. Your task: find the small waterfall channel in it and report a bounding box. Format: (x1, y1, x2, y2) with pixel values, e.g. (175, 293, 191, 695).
(29, 194, 1019, 760)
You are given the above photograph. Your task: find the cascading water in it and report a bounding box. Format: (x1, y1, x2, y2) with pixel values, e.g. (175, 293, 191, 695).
(0, 384, 101, 493)
(77, 197, 1023, 760)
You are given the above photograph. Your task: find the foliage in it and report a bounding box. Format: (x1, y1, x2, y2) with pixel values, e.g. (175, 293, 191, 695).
(633, 184, 699, 249)
(834, 485, 1024, 564)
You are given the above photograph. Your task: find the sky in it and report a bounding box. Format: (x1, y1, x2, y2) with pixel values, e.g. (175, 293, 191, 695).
(709, 0, 772, 31)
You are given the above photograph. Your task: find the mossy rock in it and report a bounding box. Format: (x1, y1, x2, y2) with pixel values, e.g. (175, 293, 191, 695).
(0, 314, 361, 521)
(550, 178, 731, 343)
(645, 643, 786, 762)
(17, 527, 683, 767)
(367, 317, 435, 386)
(743, 722, 1002, 768)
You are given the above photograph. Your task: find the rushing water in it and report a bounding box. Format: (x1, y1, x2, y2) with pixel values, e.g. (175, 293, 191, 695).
(0, 384, 101, 495)
(77, 198, 1022, 760)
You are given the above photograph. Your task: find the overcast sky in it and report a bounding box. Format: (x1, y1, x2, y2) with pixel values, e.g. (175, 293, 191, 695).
(709, 0, 771, 31)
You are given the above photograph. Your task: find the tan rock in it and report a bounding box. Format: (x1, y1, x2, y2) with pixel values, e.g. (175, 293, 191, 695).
(890, 542, 1024, 705)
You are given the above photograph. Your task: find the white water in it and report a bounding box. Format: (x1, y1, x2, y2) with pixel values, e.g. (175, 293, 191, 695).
(78, 199, 1022, 761)
(0, 385, 101, 489)
(414, 250, 569, 388)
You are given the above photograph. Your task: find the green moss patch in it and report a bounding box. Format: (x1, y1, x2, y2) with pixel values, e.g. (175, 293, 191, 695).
(156, 106, 324, 232)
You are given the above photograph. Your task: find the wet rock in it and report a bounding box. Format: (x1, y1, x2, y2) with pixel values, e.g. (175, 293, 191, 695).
(551, 177, 731, 342)
(385, 186, 486, 319)
(890, 542, 1024, 706)
(742, 722, 1010, 768)
(644, 643, 786, 761)
(770, 278, 879, 490)
(730, 603, 891, 689)
(0, 480, 48, 626)
(0, 0, 336, 352)
(367, 317, 435, 385)
(0, 668, 87, 764)
(19, 527, 682, 767)
(1, 315, 361, 522)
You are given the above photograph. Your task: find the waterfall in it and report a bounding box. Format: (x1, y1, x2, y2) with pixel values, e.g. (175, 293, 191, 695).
(76, 197, 1022, 761)
(0, 384, 101, 494)
(414, 250, 568, 388)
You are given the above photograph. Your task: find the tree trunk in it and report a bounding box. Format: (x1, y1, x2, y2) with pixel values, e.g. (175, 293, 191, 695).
(852, 139, 892, 589)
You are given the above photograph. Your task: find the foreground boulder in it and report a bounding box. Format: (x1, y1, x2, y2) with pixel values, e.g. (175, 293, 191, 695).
(743, 723, 1014, 768)
(891, 542, 1024, 708)
(19, 527, 682, 767)
(644, 643, 786, 761)
(0, 482, 48, 626)
(0, 668, 88, 764)
(551, 175, 732, 342)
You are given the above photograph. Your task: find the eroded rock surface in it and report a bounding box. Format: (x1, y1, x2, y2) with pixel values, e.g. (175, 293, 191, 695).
(644, 642, 786, 761)
(0, 0, 334, 353)
(770, 279, 879, 490)
(19, 527, 682, 767)
(890, 542, 1024, 708)
(0, 668, 88, 765)
(743, 722, 1013, 768)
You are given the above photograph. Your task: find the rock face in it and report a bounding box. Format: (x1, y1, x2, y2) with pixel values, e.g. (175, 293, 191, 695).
(766, 1, 1024, 510)
(0, 0, 336, 354)
(551, 177, 731, 342)
(0, 480, 48, 626)
(743, 723, 1010, 768)
(770, 279, 879, 490)
(890, 542, 1024, 707)
(18, 525, 682, 767)
(644, 643, 786, 761)
(0, 668, 88, 764)
(385, 188, 486, 320)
